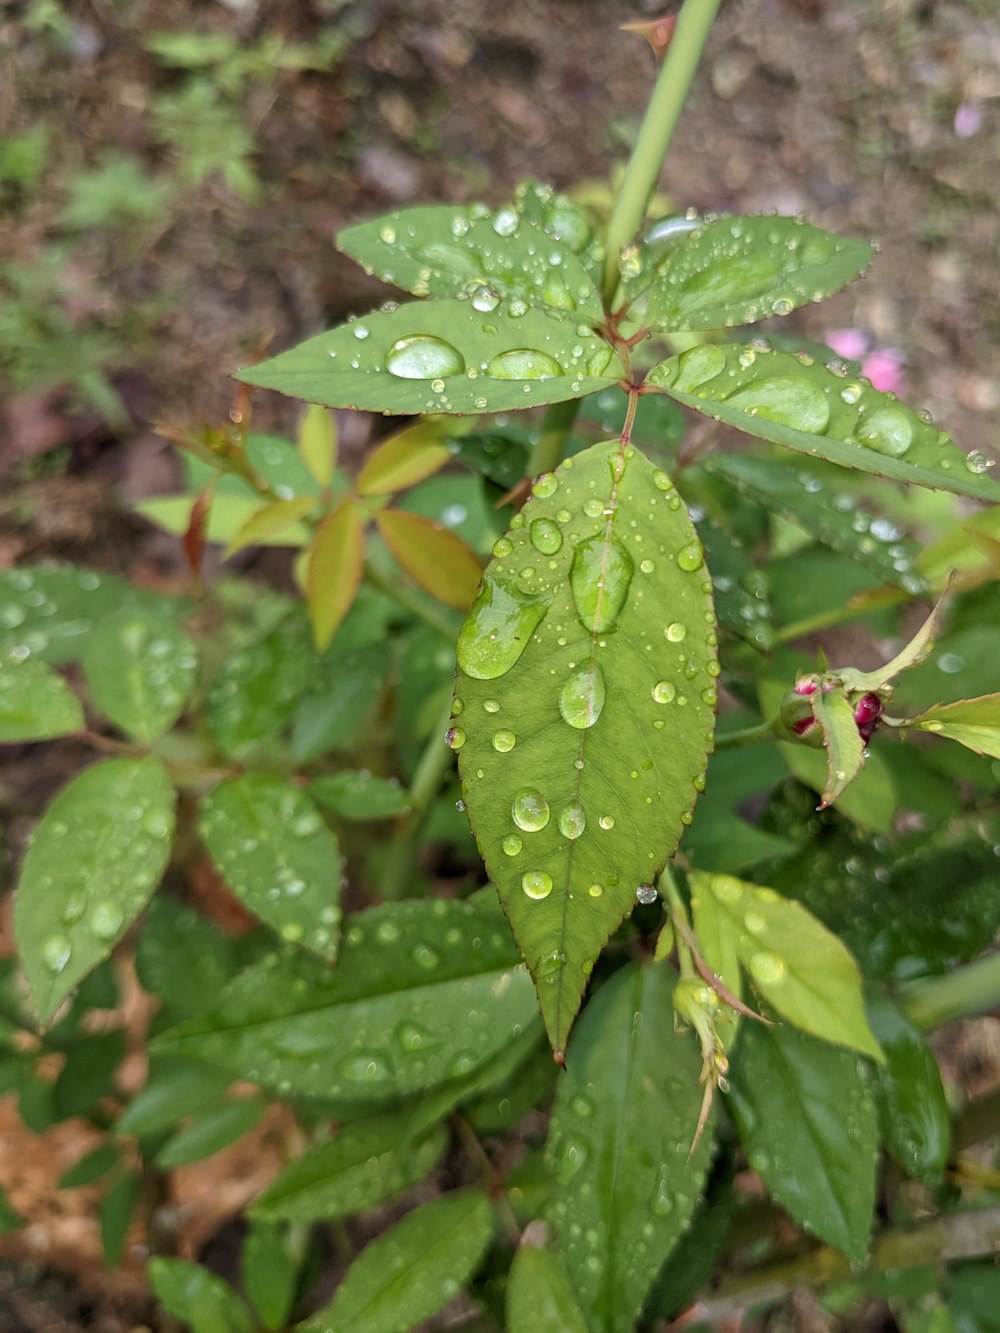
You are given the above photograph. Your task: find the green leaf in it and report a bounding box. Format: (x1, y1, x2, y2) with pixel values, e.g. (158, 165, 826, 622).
(198, 776, 343, 960)
(149, 1257, 253, 1333)
(506, 1238, 589, 1333)
(237, 300, 622, 416)
(139, 494, 312, 546)
(356, 421, 452, 496)
(16, 757, 176, 1024)
(648, 344, 1000, 503)
(135, 895, 258, 1024)
(726, 1020, 878, 1261)
(306, 500, 365, 651)
(58, 1141, 122, 1189)
(696, 516, 773, 651)
(643, 215, 872, 331)
(206, 614, 315, 758)
(704, 453, 924, 592)
(865, 989, 950, 1181)
(0, 1186, 23, 1235)
(83, 605, 198, 743)
(100, 1170, 140, 1268)
(308, 771, 410, 821)
(839, 593, 946, 694)
(153, 900, 537, 1102)
(245, 433, 323, 498)
(909, 693, 1000, 759)
(455, 442, 717, 1052)
(253, 1112, 447, 1222)
(225, 496, 319, 557)
(117, 1057, 231, 1136)
(376, 509, 482, 610)
(291, 642, 387, 762)
(0, 653, 83, 742)
(52, 1030, 125, 1118)
(812, 688, 866, 810)
(337, 201, 603, 322)
(155, 1096, 267, 1168)
(545, 963, 713, 1333)
(242, 1221, 298, 1332)
(642, 1173, 737, 1322)
(299, 1189, 493, 1333)
(297, 404, 337, 487)
(689, 871, 881, 1059)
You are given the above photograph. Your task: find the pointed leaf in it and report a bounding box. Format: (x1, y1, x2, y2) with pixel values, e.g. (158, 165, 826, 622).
(648, 344, 1000, 502)
(454, 442, 717, 1053)
(839, 592, 947, 693)
(909, 693, 1000, 759)
(225, 496, 319, 557)
(183, 483, 215, 588)
(100, 1170, 140, 1268)
(0, 654, 83, 742)
(689, 871, 882, 1059)
(153, 900, 538, 1102)
(376, 509, 482, 610)
(242, 1221, 298, 1332)
(643, 215, 872, 331)
(865, 989, 950, 1181)
(16, 757, 176, 1024)
(117, 1057, 231, 1137)
(199, 776, 343, 960)
(82, 605, 198, 743)
(140, 494, 312, 546)
(149, 1257, 252, 1333)
(236, 300, 622, 416)
(307, 500, 365, 651)
(507, 1238, 589, 1333)
(812, 688, 866, 809)
(298, 403, 337, 486)
(308, 771, 410, 820)
(356, 421, 452, 496)
(545, 963, 713, 1333)
(155, 1096, 267, 1168)
(726, 1020, 878, 1261)
(58, 1142, 123, 1189)
(337, 202, 603, 321)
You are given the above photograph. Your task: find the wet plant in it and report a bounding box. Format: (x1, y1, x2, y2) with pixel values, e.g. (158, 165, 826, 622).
(3, 2, 1000, 1329)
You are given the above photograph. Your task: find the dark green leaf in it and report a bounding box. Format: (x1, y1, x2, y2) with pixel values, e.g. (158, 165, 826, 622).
(18, 1074, 57, 1133)
(149, 1256, 253, 1333)
(299, 1190, 493, 1333)
(292, 642, 387, 762)
(455, 442, 717, 1053)
(52, 1030, 125, 1119)
(546, 963, 714, 1333)
(506, 1238, 588, 1333)
(648, 344, 1000, 502)
(242, 1220, 298, 1331)
(865, 989, 950, 1181)
(308, 771, 410, 821)
(726, 1021, 877, 1261)
(135, 895, 257, 1024)
(0, 1185, 23, 1234)
(206, 614, 315, 758)
(100, 1170, 140, 1268)
(16, 757, 176, 1024)
(58, 1142, 123, 1189)
(642, 1170, 737, 1322)
(0, 654, 83, 742)
(82, 605, 197, 743)
(118, 1057, 231, 1136)
(696, 516, 773, 650)
(947, 1264, 1000, 1330)
(155, 1096, 267, 1168)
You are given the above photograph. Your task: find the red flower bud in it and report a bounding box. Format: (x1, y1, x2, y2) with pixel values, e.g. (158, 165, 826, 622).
(853, 692, 883, 743)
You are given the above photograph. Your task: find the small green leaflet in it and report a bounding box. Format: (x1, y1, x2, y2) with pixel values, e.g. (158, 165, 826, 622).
(689, 871, 882, 1060)
(838, 591, 946, 694)
(149, 1257, 252, 1333)
(908, 693, 1000, 759)
(641, 215, 872, 331)
(117, 1057, 231, 1136)
(506, 1238, 589, 1333)
(308, 771, 410, 820)
(726, 1021, 878, 1261)
(648, 344, 1000, 503)
(338, 201, 603, 322)
(545, 963, 713, 1333)
(811, 688, 866, 809)
(454, 441, 717, 1053)
(16, 757, 176, 1024)
(83, 605, 198, 743)
(155, 1097, 266, 1169)
(139, 494, 311, 547)
(236, 300, 622, 416)
(242, 1221, 298, 1333)
(0, 654, 83, 742)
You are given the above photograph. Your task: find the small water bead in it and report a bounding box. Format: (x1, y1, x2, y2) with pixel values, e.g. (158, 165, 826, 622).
(711, 875, 744, 903)
(652, 680, 676, 704)
(639, 558, 655, 574)
(530, 517, 563, 555)
(771, 295, 794, 317)
(91, 900, 124, 940)
(487, 348, 562, 380)
(559, 662, 606, 729)
(492, 729, 516, 752)
(598, 815, 615, 830)
(491, 537, 513, 558)
(556, 508, 572, 524)
(558, 802, 586, 840)
(854, 405, 913, 457)
(677, 545, 703, 573)
(470, 285, 500, 312)
(503, 833, 523, 856)
(522, 870, 553, 900)
(636, 884, 658, 905)
(749, 951, 786, 985)
(532, 472, 559, 499)
(512, 788, 550, 832)
(582, 497, 605, 519)
(665, 622, 687, 643)
(445, 726, 466, 750)
(840, 381, 862, 405)
(492, 207, 519, 237)
(483, 699, 500, 714)
(744, 910, 767, 936)
(385, 335, 465, 380)
(43, 935, 71, 974)
(965, 449, 995, 475)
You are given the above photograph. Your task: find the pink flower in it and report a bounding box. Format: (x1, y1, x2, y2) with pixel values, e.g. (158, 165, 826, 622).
(826, 328, 868, 363)
(953, 102, 983, 139)
(826, 329, 905, 395)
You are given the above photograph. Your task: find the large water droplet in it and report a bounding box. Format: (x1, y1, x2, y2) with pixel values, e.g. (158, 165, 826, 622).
(42, 935, 71, 974)
(522, 870, 553, 900)
(530, 518, 563, 555)
(456, 575, 547, 680)
(445, 726, 466, 749)
(726, 375, 830, 433)
(854, 405, 913, 457)
(711, 875, 743, 903)
(671, 344, 727, 392)
(559, 661, 606, 729)
(636, 884, 658, 905)
(512, 788, 550, 832)
(486, 348, 563, 381)
(665, 622, 687, 643)
(384, 335, 465, 380)
(652, 680, 676, 704)
(570, 535, 634, 634)
(558, 802, 586, 840)
(91, 900, 124, 940)
(492, 728, 516, 752)
(749, 951, 786, 984)
(677, 544, 703, 572)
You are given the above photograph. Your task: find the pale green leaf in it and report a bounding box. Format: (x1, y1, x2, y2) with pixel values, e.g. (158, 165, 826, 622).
(0, 654, 83, 742)
(149, 1257, 252, 1333)
(298, 403, 337, 487)
(506, 1239, 589, 1333)
(812, 688, 866, 809)
(356, 421, 453, 496)
(308, 771, 410, 820)
(139, 494, 311, 546)
(838, 592, 947, 693)
(648, 344, 1000, 503)
(545, 963, 713, 1333)
(376, 509, 482, 610)
(16, 757, 176, 1024)
(236, 300, 622, 416)
(306, 500, 365, 651)
(82, 605, 198, 743)
(454, 442, 717, 1052)
(225, 496, 319, 556)
(909, 693, 1000, 759)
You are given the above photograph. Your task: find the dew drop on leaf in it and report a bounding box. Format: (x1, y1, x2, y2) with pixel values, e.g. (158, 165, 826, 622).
(384, 335, 465, 380)
(677, 544, 704, 572)
(512, 788, 550, 832)
(530, 517, 564, 555)
(749, 951, 786, 984)
(486, 349, 562, 381)
(456, 575, 547, 680)
(483, 699, 501, 714)
(532, 473, 559, 499)
(726, 376, 831, 433)
(522, 870, 554, 900)
(570, 535, 634, 633)
(598, 815, 615, 830)
(502, 833, 523, 856)
(558, 802, 586, 840)
(444, 726, 466, 750)
(665, 622, 687, 643)
(90, 900, 124, 940)
(652, 680, 676, 704)
(559, 662, 607, 729)
(492, 729, 517, 752)
(853, 405, 913, 457)
(636, 884, 658, 905)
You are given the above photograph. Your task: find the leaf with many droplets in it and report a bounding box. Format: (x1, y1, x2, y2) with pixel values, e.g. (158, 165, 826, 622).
(198, 776, 343, 961)
(300, 1189, 493, 1333)
(545, 963, 713, 1333)
(811, 688, 866, 810)
(375, 509, 482, 610)
(337, 201, 603, 322)
(647, 344, 1000, 503)
(689, 871, 882, 1060)
(153, 899, 537, 1103)
(907, 693, 1000, 759)
(0, 654, 83, 742)
(512, 179, 603, 281)
(726, 1020, 878, 1261)
(236, 300, 622, 417)
(642, 215, 872, 331)
(298, 403, 337, 487)
(82, 605, 198, 744)
(454, 441, 717, 1052)
(306, 499, 365, 651)
(15, 757, 176, 1025)
(206, 614, 315, 758)
(356, 421, 452, 496)
(507, 1236, 589, 1333)
(705, 454, 924, 592)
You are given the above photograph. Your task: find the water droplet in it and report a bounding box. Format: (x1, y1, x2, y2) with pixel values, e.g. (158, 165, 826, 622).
(588, 883, 603, 897)
(636, 884, 658, 905)
(570, 535, 634, 634)
(491, 536, 513, 558)
(492, 206, 519, 237)
(559, 661, 606, 729)
(639, 558, 655, 574)
(582, 497, 604, 519)
(280, 921, 304, 942)
(532, 473, 559, 499)
(749, 951, 786, 985)
(522, 870, 553, 900)
(91, 900, 124, 940)
(445, 726, 466, 749)
(558, 802, 586, 840)
(710, 875, 743, 903)
(396, 1021, 430, 1052)
(483, 699, 500, 714)
(743, 909, 767, 936)
(965, 449, 995, 475)
(771, 295, 794, 317)
(502, 833, 523, 856)
(598, 814, 615, 830)
(652, 1165, 675, 1215)
(384, 334, 465, 380)
(43, 935, 71, 974)
(492, 728, 516, 752)
(414, 944, 440, 968)
(456, 574, 547, 680)
(677, 544, 703, 572)
(554, 1137, 589, 1184)
(854, 405, 913, 457)
(62, 892, 86, 926)
(652, 680, 676, 704)
(486, 348, 562, 380)
(340, 1052, 390, 1083)
(530, 518, 563, 555)
(726, 375, 831, 434)
(470, 285, 500, 312)
(512, 788, 550, 832)
(840, 381, 862, 405)
(665, 622, 687, 643)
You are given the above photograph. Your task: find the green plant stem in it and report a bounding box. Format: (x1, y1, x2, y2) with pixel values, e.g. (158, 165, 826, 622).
(363, 556, 460, 642)
(902, 950, 1000, 1031)
(380, 697, 457, 899)
(714, 716, 783, 750)
(601, 0, 722, 305)
(659, 864, 695, 979)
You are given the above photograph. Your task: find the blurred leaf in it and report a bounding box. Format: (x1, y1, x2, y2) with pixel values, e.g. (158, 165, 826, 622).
(58, 1142, 123, 1189)
(291, 644, 387, 762)
(376, 509, 482, 609)
(52, 1030, 126, 1119)
(206, 613, 315, 758)
(642, 1171, 737, 1322)
(357, 421, 452, 496)
(149, 1256, 252, 1333)
(140, 494, 311, 546)
(506, 1240, 588, 1333)
(135, 895, 261, 1024)
(100, 1170, 140, 1268)
(865, 989, 950, 1181)
(307, 500, 365, 651)
(242, 1221, 298, 1331)
(298, 404, 338, 487)
(308, 771, 410, 821)
(62, 153, 169, 229)
(246, 433, 323, 498)
(156, 1096, 267, 1168)
(0, 654, 83, 742)
(696, 516, 773, 651)
(83, 605, 198, 743)
(225, 497, 319, 557)
(118, 1056, 231, 1137)
(909, 693, 1000, 760)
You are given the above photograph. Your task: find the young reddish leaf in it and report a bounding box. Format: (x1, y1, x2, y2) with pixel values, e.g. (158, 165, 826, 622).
(375, 509, 482, 610)
(811, 688, 865, 809)
(307, 500, 365, 651)
(357, 422, 452, 496)
(908, 692, 1000, 759)
(225, 496, 319, 557)
(182, 483, 215, 590)
(298, 403, 337, 487)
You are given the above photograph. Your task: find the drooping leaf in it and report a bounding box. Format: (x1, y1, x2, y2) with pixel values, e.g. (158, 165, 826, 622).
(82, 605, 198, 743)
(140, 494, 312, 546)
(838, 592, 947, 694)
(356, 421, 453, 496)
(306, 499, 365, 651)
(726, 1020, 878, 1261)
(149, 1257, 252, 1333)
(308, 771, 410, 820)
(337, 201, 603, 322)
(16, 757, 176, 1024)
(455, 441, 717, 1053)
(0, 654, 83, 742)
(642, 215, 872, 331)
(117, 1056, 231, 1137)
(242, 1222, 298, 1332)
(545, 963, 713, 1333)
(198, 776, 343, 960)
(225, 496, 319, 557)
(153, 900, 537, 1103)
(811, 688, 866, 810)
(298, 403, 337, 487)
(155, 1096, 267, 1168)
(908, 693, 1000, 759)
(376, 509, 482, 610)
(689, 871, 881, 1059)
(236, 300, 622, 416)
(205, 614, 315, 758)
(301, 1190, 492, 1333)
(648, 344, 1000, 503)
(506, 1238, 589, 1333)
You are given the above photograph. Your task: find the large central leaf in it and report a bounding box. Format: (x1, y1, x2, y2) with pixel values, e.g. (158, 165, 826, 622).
(455, 441, 718, 1052)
